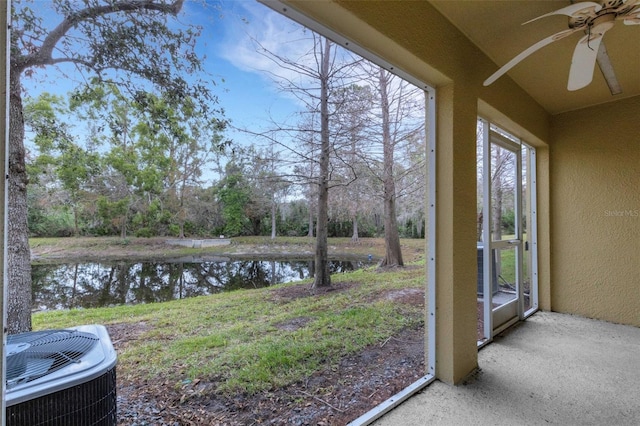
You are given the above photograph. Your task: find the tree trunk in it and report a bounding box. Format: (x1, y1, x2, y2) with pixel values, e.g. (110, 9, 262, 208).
(313, 38, 332, 288)
(381, 183, 403, 267)
(492, 180, 503, 276)
(378, 69, 403, 267)
(8, 72, 33, 334)
(271, 201, 277, 239)
(307, 183, 314, 238)
(71, 263, 79, 309)
(178, 206, 185, 239)
(178, 263, 184, 299)
(270, 260, 276, 285)
(491, 146, 506, 242)
(120, 213, 127, 239)
(493, 184, 503, 241)
(351, 215, 359, 242)
(73, 204, 79, 237)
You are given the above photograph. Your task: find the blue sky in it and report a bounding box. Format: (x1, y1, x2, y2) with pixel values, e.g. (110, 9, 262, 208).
(21, 0, 305, 160)
(184, 1, 304, 135)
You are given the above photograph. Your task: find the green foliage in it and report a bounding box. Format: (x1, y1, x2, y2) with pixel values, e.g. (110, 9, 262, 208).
(95, 196, 130, 235)
(23, 93, 71, 153)
(327, 218, 351, 238)
(400, 218, 425, 239)
(275, 202, 307, 237)
(134, 228, 154, 238)
(25, 80, 232, 239)
(27, 205, 75, 237)
(168, 224, 181, 237)
(217, 164, 251, 236)
(502, 210, 516, 235)
(356, 220, 380, 238)
(19, 6, 426, 243)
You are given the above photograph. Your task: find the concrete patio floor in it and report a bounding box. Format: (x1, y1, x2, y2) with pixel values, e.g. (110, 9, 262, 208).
(374, 311, 640, 425)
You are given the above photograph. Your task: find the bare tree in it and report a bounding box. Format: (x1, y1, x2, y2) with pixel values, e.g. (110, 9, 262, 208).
(477, 120, 517, 243)
(362, 66, 425, 267)
(491, 144, 515, 242)
(244, 144, 290, 239)
(249, 33, 361, 288)
(330, 85, 374, 242)
(378, 68, 403, 266)
(395, 129, 427, 238)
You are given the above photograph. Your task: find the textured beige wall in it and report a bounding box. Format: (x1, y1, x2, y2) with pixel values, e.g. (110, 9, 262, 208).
(550, 96, 640, 326)
(535, 146, 552, 311)
(284, 0, 552, 383)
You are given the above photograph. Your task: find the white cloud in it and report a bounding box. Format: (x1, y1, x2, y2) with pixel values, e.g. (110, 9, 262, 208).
(214, 0, 364, 107)
(217, 1, 312, 79)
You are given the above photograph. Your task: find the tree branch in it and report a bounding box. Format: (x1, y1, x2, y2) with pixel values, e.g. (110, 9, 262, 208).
(18, 0, 185, 72)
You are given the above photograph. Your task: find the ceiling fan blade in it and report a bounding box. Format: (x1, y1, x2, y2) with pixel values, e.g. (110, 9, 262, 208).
(620, 0, 640, 22)
(595, 40, 622, 95)
(622, 7, 640, 24)
(568, 31, 610, 91)
(523, 2, 602, 25)
(484, 28, 580, 86)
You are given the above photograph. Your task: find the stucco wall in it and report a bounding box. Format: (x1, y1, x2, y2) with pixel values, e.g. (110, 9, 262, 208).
(550, 96, 640, 326)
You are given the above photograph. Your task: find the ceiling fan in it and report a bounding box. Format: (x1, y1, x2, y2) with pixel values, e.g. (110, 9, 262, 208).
(483, 0, 640, 93)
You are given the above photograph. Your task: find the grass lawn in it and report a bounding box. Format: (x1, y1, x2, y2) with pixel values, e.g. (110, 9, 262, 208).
(31, 238, 426, 399)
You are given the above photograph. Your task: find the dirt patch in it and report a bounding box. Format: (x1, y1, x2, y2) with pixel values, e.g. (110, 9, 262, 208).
(270, 281, 360, 304)
(273, 316, 313, 331)
(111, 281, 427, 425)
(107, 321, 152, 349)
(381, 288, 424, 306)
(114, 326, 425, 425)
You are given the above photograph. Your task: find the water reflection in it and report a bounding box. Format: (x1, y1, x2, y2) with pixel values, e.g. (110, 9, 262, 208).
(31, 258, 367, 311)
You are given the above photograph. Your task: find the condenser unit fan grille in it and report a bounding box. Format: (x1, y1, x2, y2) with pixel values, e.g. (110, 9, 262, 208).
(7, 330, 99, 388)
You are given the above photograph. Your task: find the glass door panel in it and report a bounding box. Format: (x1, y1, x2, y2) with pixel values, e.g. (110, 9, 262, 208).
(489, 132, 521, 334)
(477, 119, 538, 344)
(491, 244, 519, 330)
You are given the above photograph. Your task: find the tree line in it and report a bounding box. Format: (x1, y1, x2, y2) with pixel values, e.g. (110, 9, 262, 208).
(23, 34, 427, 244)
(24, 77, 426, 240)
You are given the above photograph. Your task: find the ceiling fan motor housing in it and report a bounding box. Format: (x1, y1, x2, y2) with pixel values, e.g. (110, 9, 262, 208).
(569, 0, 633, 28)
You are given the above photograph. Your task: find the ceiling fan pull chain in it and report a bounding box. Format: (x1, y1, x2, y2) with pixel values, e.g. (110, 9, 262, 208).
(586, 25, 595, 51)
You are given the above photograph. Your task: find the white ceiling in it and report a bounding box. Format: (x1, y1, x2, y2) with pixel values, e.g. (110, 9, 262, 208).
(430, 0, 640, 114)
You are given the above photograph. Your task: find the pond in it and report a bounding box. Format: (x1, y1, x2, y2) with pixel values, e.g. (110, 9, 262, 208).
(31, 256, 372, 311)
